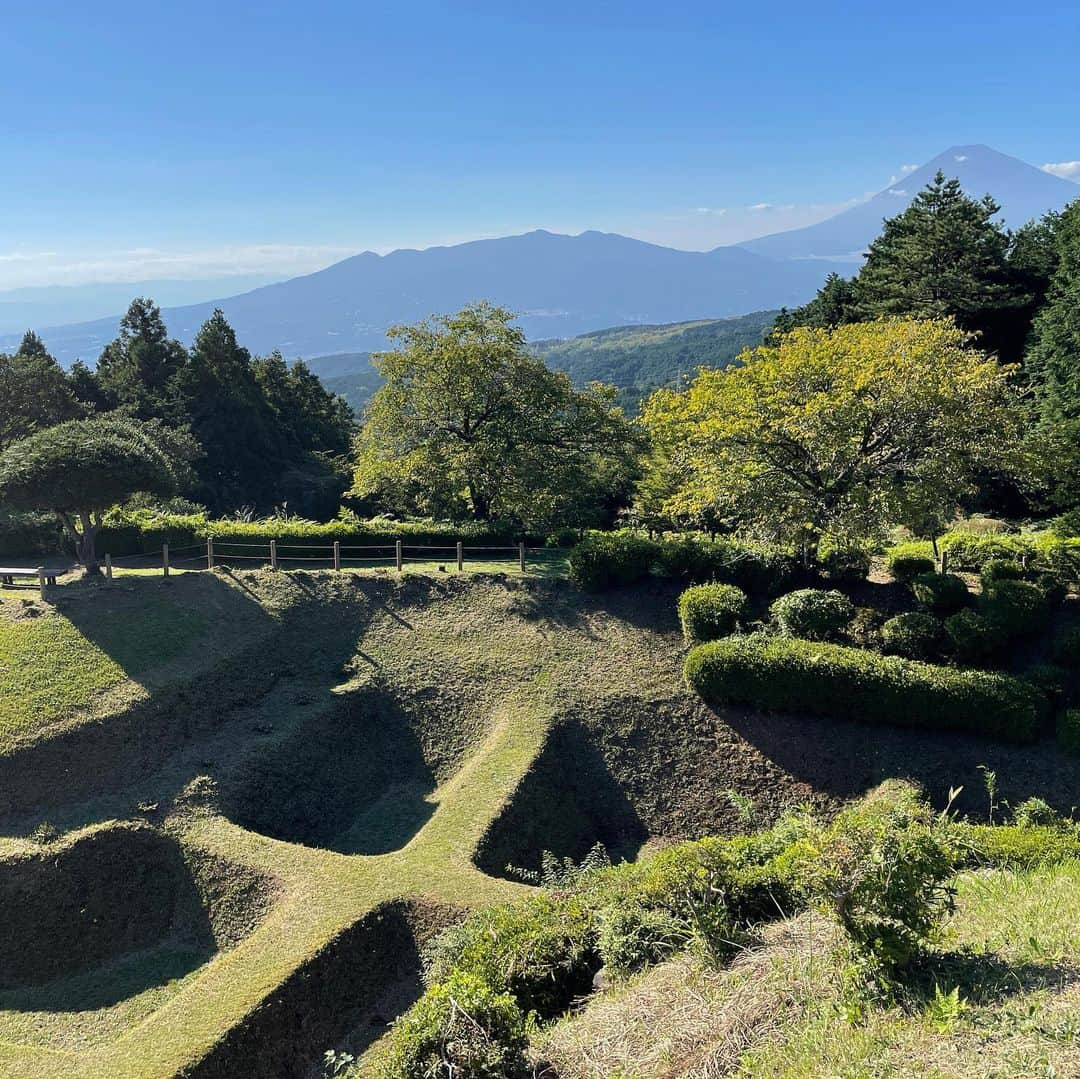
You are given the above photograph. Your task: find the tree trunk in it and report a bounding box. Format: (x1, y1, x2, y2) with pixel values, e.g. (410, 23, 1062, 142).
(77, 511, 100, 575)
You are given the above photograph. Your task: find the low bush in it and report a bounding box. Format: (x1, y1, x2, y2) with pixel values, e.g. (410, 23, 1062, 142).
(1053, 627, 1080, 668)
(677, 583, 747, 642)
(567, 531, 659, 591)
(980, 558, 1025, 588)
(685, 633, 1042, 742)
(943, 609, 1004, 663)
(979, 579, 1046, 638)
(1011, 797, 1062, 829)
(886, 545, 936, 583)
(653, 534, 796, 596)
(423, 894, 596, 1019)
(951, 822, 1080, 869)
(819, 545, 872, 584)
(911, 572, 969, 616)
(881, 612, 943, 660)
(770, 588, 854, 640)
(595, 903, 687, 979)
(381, 970, 529, 1079)
(849, 607, 886, 650)
(1058, 708, 1080, 756)
(1037, 572, 1069, 607)
(1024, 663, 1069, 708)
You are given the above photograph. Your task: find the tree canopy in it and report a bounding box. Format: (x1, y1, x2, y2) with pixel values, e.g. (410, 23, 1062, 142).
(351, 303, 643, 529)
(0, 332, 80, 451)
(641, 319, 1027, 554)
(0, 416, 190, 571)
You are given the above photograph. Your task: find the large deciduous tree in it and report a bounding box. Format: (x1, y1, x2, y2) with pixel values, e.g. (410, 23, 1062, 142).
(0, 416, 189, 573)
(351, 303, 642, 529)
(641, 319, 1027, 557)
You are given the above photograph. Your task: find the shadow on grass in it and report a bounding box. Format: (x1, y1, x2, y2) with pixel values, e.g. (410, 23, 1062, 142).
(904, 947, 1080, 1008)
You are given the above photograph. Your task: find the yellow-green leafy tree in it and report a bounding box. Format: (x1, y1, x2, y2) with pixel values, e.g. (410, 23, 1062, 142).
(641, 319, 1028, 558)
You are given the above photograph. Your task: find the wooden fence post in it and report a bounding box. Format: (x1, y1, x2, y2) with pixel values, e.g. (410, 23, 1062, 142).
(270, 539, 278, 570)
(940, 549, 949, 575)
(519, 541, 526, 573)
(38, 567, 47, 602)
(457, 541, 463, 572)
(163, 543, 170, 578)
(207, 536, 214, 570)
(105, 553, 113, 585)
(395, 540, 403, 572)
(333, 540, 341, 572)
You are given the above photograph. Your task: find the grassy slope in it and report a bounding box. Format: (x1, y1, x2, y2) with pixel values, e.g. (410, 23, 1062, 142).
(539, 861, 1080, 1078)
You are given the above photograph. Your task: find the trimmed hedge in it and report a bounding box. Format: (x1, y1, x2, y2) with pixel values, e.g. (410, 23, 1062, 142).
(944, 609, 1004, 663)
(881, 612, 943, 660)
(952, 822, 1080, 869)
(684, 633, 1043, 742)
(770, 588, 854, 640)
(886, 545, 936, 583)
(567, 531, 659, 590)
(910, 572, 969, 616)
(677, 583, 747, 643)
(980, 579, 1047, 638)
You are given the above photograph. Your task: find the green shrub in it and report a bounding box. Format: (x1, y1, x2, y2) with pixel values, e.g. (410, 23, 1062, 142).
(567, 530, 659, 591)
(770, 588, 854, 640)
(1058, 708, 1080, 756)
(820, 546, 871, 584)
(849, 607, 886, 650)
(980, 558, 1025, 589)
(685, 634, 1042, 742)
(1053, 627, 1080, 668)
(380, 971, 529, 1079)
(1037, 572, 1069, 607)
(423, 894, 596, 1019)
(653, 534, 795, 596)
(677, 583, 747, 642)
(1023, 663, 1069, 708)
(886, 545, 936, 583)
(940, 530, 1080, 582)
(595, 903, 687, 979)
(943, 609, 1004, 663)
(1011, 797, 1062, 829)
(881, 612, 943, 660)
(803, 782, 955, 973)
(951, 823, 1080, 868)
(911, 572, 969, 616)
(979, 579, 1046, 638)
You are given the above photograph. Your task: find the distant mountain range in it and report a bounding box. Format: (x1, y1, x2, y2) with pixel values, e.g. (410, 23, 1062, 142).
(3, 144, 1076, 367)
(319, 311, 778, 416)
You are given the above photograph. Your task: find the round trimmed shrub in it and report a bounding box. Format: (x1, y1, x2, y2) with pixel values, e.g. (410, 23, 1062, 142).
(881, 612, 943, 660)
(382, 970, 529, 1079)
(684, 633, 1042, 742)
(1058, 709, 1080, 756)
(1024, 663, 1069, 708)
(1037, 572, 1069, 608)
(980, 579, 1046, 638)
(678, 583, 747, 642)
(568, 531, 659, 591)
(980, 558, 1025, 589)
(1053, 627, 1080, 668)
(911, 572, 969, 616)
(887, 552, 936, 583)
(770, 588, 854, 641)
(944, 609, 1004, 663)
(820, 546, 871, 584)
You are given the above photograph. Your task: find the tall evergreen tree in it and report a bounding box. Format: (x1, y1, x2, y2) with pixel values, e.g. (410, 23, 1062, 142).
(96, 298, 189, 421)
(0, 332, 80, 450)
(1026, 200, 1080, 514)
(770, 273, 858, 340)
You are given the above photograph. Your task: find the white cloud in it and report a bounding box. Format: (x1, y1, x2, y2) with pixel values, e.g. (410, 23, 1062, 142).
(750, 202, 772, 211)
(0, 243, 356, 289)
(954, 154, 969, 162)
(693, 207, 727, 216)
(887, 188, 908, 197)
(888, 164, 918, 184)
(1042, 160, 1080, 181)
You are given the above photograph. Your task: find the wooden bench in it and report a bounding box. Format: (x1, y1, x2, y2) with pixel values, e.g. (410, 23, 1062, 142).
(0, 567, 58, 587)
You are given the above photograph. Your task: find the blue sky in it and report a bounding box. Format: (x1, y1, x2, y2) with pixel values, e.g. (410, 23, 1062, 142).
(2, 0, 1079, 288)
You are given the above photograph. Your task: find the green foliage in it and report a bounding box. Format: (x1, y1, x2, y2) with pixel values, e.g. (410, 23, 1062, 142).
(910, 572, 969, 616)
(1011, 797, 1062, 829)
(567, 530, 659, 590)
(380, 970, 529, 1079)
(979, 578, 1046, 638)
(351, 303, 643, 529)
(802, 783, 956, 973)
(595, 902, 687, 979)
(1023, 663, 1069, 708)
(1053, 627, 1080, 667)
(880, 612, 943, 660)
(951, 822, 1080, 869)
(980, 558, 1025, 588)
(677, 583, 747, 642)
(642, 319, 1026, 553)
(1058, 708, 1080, 755)
(885, 545, 936, 583)
(0, 332, 80, 452)
(685, 633, 1042, 742)
(423, 894, 596, 1020)
(819, 545, 872, 584)
(943, 609, 1004, 663)
(0, 416, 189, 569)
(770, 588, 854, 640)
